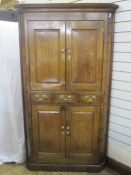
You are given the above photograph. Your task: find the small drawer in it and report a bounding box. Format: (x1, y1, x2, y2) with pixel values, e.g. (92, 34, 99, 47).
(79, 94, 100, 104)
(55, 94, 76, 103)
(31, 94, 51, 103)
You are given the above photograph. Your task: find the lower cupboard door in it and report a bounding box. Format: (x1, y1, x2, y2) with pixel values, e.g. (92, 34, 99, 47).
(31, 105, 66, 163)
(66, 106, 101, 164)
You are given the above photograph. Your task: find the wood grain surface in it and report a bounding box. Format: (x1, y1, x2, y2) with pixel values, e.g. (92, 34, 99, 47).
(18, 3, 118, 171)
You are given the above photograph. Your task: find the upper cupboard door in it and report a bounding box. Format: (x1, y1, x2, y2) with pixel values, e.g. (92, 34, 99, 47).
(66, 21, 104, 91)
(28, 21, 65, 91)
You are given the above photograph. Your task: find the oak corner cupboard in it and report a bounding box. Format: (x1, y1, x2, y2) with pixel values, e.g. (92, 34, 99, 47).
(18, 3, 118, 172)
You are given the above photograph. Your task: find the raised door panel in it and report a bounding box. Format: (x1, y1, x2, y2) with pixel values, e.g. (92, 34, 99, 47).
(31, 105, 65, 161)
(28, 21, 65, 91)
(66, 21, 104, 91)
(66, 106, 100, 163)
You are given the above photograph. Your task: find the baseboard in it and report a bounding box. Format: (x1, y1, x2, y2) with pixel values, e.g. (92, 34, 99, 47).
(107, 157, 131, 175)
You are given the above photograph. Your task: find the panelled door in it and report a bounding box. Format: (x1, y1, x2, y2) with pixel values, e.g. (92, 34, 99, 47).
(28, 20, 104, 91)
(28, 21, 65, 91)
(29, 20, 102, 163)
(31, 105, 66, 161)
(31, 105, 100, 163)
(66, 21, 104, 91)
(66, 106, 100, 163)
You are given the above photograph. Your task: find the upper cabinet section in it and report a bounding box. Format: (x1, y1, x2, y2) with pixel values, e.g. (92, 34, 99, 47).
(19, 3, 118, 92)
(28, 20, 103, 91)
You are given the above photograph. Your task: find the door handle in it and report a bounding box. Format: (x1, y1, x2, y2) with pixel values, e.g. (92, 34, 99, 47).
(66, 118, 71, 136)
(66, 131, 70, 136)
(60, 49, 65, 52)
(66, 126, 70, 130)
(67, 49, 71, 61)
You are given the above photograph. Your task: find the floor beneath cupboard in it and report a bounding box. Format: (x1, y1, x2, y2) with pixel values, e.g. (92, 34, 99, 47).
(0, 163, 120, 175)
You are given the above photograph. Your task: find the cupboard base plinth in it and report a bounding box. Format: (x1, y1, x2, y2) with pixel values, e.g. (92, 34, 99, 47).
(27, 161, 106, 172)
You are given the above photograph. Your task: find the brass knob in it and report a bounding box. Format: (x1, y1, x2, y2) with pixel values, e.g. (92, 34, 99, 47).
(66, 131, 70, 136)
(66, 126, 70, 130)
(67, 49, 71, 61)
(61, 126, 65, 130)
(67, 95, 71, 99)
(37, 98, 43, 101)
(88, 98, 94, 102)
(60, 49, 65, 52)
(84, 95, 96, 102)
(93, 96, 96, 99)
(61, 125, 65, 135)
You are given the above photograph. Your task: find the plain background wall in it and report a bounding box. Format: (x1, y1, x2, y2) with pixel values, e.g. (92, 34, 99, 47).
(107, 0, 131, 167)
(0, 21, 25, 164)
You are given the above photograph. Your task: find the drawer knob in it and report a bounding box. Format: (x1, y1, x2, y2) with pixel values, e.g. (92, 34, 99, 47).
(34, 94, 50, 102)
(37, 97, 43, 101)
(60, 49, 65, 52)
(83, 95, 96, 102)
(67, 95, 71, 98)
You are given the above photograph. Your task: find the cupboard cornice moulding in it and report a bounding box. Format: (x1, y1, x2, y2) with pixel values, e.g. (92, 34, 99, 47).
(17, 3, 118, 13)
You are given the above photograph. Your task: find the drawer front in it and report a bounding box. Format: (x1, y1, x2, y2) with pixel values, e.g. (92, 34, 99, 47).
(31, 93, 102, 104)
(31, 94, 52, 103)
(79, 94, 101, 104)
(55, 94, 76, 103)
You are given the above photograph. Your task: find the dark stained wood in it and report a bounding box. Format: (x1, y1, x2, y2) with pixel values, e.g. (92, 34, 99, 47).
(18, 3, 118, 171)
(31, 92, 102, 105)
(98, 12, 115, 155)
(17, 3, 118, 13)
(27, 161, 105, 172)
(67, 106, 100, 162)
(66, 20, 104, 91)
(28, 21, 65, 91)
(31, 105, 65, 162)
